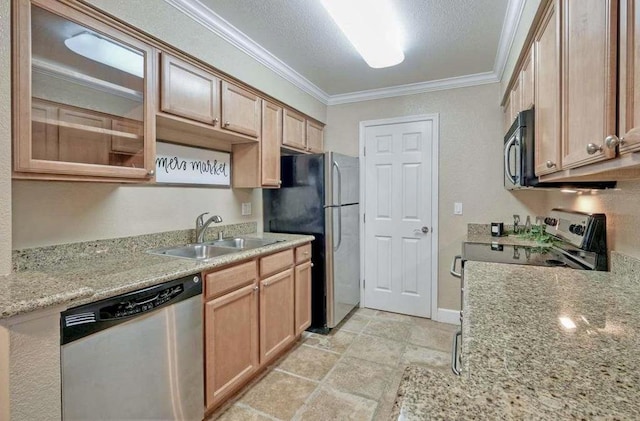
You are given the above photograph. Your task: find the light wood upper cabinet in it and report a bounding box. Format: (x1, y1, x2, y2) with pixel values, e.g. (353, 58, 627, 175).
(534, 0, 562, 176)
(204, 282, 259, 408)
(261, 100, 282, 186)
(282, 108, 306, 150)
(111, 118, 144, 155)
(13, 0, 155, 180)
(509, 78, 522, 123)
(259, 268, 295, 365)
(306, 120, 324, 153)
(503, 97, 512, 133)
(221, 81, 261, 138)
(618, 0, 640, 154)
(521, 47, 535, 111)
(560, 0, 617, 169)
(160, 53, 220, 126)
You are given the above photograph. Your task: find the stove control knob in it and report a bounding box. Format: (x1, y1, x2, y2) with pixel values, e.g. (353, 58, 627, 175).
(569, 224, 577, 234)
(574, 225, 585, 236)
(544, 217, 557, 226)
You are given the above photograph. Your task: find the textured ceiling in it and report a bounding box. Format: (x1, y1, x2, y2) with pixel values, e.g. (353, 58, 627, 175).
(197, 0, 509, 95)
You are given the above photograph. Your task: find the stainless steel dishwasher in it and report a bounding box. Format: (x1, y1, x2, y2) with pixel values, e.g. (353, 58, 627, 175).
(61, 274, 203, 421)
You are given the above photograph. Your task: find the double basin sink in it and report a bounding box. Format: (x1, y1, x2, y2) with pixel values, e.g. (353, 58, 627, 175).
(147, 237, 282, 261)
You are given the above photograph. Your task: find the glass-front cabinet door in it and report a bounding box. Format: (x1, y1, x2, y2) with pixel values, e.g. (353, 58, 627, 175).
(13, 0, 156, 180)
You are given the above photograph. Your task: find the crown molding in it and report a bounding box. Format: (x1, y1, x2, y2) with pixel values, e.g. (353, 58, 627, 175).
(164, 0, 521, 107)
(327, 72, 499, 105)
(163, 0, 330, 104)
(493, 0, 527, 81)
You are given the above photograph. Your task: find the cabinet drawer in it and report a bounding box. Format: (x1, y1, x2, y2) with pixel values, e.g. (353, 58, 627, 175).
(259, 249, 294, 277)
(295, 243, 311, 263)
(205, 260, 257, 300)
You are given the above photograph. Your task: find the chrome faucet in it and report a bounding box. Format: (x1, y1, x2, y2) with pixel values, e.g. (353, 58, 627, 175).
(195, 213, 223, 243)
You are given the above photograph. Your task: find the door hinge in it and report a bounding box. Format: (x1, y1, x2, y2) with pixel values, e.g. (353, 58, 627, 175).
(363, 146, 366, 157)
(363, 213, 366, 223)
(362, 279, 365, 289)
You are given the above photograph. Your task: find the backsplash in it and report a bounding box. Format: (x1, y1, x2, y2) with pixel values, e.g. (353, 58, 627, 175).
(12, 222, 257, 272)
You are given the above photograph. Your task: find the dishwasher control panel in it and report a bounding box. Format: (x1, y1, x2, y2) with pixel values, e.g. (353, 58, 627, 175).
(61, 274, 202, 345)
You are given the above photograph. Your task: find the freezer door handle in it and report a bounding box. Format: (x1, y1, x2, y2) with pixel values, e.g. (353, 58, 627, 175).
(332, 160, 342, 207)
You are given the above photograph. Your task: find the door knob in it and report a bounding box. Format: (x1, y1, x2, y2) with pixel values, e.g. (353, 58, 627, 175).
(414, 226, 429, 234)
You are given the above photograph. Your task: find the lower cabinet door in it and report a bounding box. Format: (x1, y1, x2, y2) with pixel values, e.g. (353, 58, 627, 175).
(260, 268, 295, 364)
(294, 261, 312, 335)
(205, 283, 259, 408)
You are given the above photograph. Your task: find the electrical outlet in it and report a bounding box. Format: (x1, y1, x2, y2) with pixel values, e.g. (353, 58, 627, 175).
(241, 202, 252, 216)
(454, 202, 463, 215)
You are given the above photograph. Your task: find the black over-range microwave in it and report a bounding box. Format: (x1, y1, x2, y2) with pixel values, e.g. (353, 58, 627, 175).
(504, 109, 616, 190)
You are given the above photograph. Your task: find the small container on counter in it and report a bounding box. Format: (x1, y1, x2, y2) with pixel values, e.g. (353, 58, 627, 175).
(491, 222, 504, 237)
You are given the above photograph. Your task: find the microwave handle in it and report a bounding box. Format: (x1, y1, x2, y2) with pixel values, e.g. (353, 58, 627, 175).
(504, 135, 518, 185)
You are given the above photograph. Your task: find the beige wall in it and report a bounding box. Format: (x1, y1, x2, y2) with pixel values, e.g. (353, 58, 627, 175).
(0, 0, 11, 276)
(325, 83, 551, 311)
(12, 182, 262, 249)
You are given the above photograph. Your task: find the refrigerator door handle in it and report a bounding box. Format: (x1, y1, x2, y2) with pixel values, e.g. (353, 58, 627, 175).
(332, 160, 343, 251)
(334, 207, 342, 251)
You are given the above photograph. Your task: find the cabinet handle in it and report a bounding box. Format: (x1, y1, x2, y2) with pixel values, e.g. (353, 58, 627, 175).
(224, 121, 230, 127)
(147, 169, 155, 177)
(212, 118, 219, 126)
(310, 263, 314, 267)
(604, 135, 625, 149)
(586, 143, 603, 155)
(545, 161, 556, 168)
(263, 282, 269, 287)
(253, 285, 259, 292)
(278, 180, 282, 185)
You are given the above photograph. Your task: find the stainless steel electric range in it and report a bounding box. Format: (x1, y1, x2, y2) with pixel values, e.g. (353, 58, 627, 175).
(449, 209, 608, 375)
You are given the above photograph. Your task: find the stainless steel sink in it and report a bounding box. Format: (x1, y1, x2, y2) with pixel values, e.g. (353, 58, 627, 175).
(147, 244, 238, 261)
(208, 237, 281, 249)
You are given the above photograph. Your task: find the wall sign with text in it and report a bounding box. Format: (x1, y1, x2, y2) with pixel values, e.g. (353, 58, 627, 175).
(155, 142, 230, 186)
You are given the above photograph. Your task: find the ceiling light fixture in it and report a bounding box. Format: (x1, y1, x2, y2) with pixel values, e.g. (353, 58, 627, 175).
(320, 0, 405, 69)
(65, 32, 144, 78)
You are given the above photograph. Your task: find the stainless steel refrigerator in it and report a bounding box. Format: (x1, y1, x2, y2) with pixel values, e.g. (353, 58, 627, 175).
(263, 152, 359, 332)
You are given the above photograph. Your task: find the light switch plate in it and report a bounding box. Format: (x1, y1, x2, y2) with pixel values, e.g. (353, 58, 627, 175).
(454, 202, 463, 215)
(241, 202, 252, 216)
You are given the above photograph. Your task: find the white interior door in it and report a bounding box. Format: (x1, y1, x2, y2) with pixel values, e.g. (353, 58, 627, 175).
(363, 119, 435, 317)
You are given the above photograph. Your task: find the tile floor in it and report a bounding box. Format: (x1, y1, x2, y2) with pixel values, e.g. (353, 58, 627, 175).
(210, 308, 458, 421)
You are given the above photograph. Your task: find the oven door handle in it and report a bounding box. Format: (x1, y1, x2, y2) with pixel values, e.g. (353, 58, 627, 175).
(451, 329, 462, 375)
(504, 135, 518, 185)
(450, 255, 462, 278)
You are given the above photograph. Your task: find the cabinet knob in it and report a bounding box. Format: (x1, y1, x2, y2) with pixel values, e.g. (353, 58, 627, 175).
(278, 180, 282, 185)
(147, 169, 156, 177)
(586, 143, 603, 155)
(224, 121, 230, 127)
(545, 161, 556, 168)
(604, 135, 625, 149)
(253, 285, 259, 291)
(212, 118, 219, 126)
(310, 263, 314, 267)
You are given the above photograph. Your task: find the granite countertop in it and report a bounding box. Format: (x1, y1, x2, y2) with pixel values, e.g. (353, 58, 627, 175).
(0, 232, 313, 319)
(394, 261, 640, 420)
(465, 232, 548, 247)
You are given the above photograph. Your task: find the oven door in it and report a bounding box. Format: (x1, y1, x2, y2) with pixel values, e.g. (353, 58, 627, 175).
(504, 127, 522, 190)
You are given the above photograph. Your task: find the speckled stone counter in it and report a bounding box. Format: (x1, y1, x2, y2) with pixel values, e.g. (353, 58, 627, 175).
(0, 231, 314, 319)
(394, 258, 640, 420)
